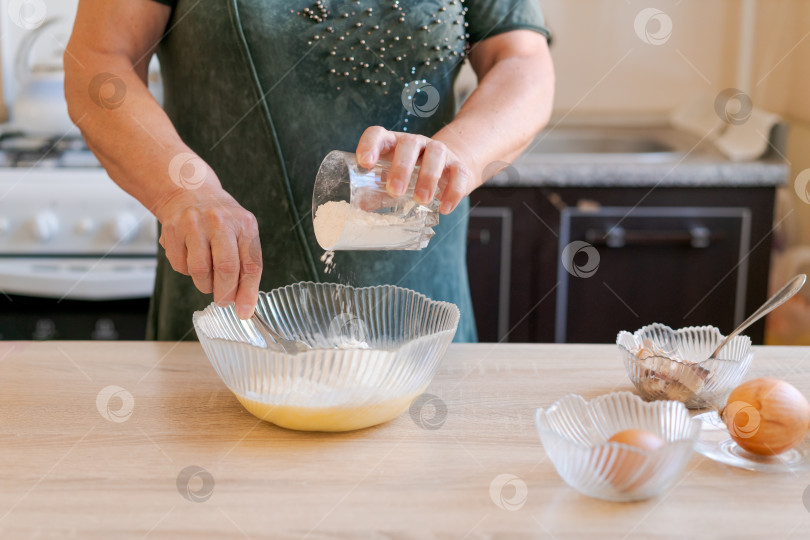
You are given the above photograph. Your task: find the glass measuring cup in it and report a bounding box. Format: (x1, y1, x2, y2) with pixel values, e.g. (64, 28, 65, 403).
(312, 150, 440, 251)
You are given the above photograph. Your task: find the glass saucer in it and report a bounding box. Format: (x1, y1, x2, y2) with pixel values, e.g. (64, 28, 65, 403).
(694, 411, 810, 473)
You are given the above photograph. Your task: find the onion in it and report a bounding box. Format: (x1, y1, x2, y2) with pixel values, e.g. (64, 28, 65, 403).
(721, 377, 810, 455)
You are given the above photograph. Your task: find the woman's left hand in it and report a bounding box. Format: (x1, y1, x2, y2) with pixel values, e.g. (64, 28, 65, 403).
(355, 126, 477, 215)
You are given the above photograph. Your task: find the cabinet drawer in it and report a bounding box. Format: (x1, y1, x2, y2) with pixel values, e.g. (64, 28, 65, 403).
(467, 207, 513, 342)
(556, 206, 751, 343)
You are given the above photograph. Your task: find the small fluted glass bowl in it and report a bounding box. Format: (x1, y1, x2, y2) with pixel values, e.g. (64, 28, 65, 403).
(535, 392, 700, 502)
(193, 282, 459, 432)
(617, 323, 753, 409)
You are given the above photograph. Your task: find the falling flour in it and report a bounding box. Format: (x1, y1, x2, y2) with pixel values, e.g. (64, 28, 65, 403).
(313, 199, 421, 251)
(320, 249, 336, 274)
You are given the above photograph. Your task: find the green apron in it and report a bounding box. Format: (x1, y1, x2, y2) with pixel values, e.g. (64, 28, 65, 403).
(146, 0, 548, 342)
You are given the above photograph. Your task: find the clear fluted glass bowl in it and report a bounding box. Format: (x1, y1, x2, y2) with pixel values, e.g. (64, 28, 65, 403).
(617, 323, 753, 409)
(193, 282, 460, 432)
(535, 392, 701, 502)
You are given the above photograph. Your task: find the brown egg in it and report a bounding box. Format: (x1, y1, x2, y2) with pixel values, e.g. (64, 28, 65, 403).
(608, 429, 666, 450)
(599, 429, 665, 492)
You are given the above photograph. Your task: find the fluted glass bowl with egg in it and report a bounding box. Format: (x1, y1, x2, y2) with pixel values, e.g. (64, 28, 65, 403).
(535, 392, 701, 502)
(192, 282, 459, 432)
(617, 323, 753, 409)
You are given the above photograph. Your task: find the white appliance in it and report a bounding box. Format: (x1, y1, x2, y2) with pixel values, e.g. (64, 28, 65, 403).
(1, 0, 78, 108)
(11, 17, 79, 135)
(0, 136, 159, 340)
(0, 0, 159, 340)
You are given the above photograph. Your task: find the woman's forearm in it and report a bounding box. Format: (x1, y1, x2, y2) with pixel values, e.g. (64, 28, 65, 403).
(64, 47, 218, 218)
(64, 42, 262, 315)
(433, 36, 554, 192)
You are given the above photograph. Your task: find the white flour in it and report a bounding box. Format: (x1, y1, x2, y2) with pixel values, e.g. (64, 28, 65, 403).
(320, 250, 336, 274)
(313, 199, 421, 250)
(313, 200, 350, 249)
(335, 337, 370, 349)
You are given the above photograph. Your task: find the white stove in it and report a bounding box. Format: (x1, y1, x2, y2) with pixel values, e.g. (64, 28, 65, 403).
(0, 0, 162, 339)
(0, 133, 158, 339)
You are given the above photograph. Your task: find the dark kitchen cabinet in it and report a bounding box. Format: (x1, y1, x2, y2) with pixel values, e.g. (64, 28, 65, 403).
(466, 186, 776, 344)
(466, 207, 512, 342)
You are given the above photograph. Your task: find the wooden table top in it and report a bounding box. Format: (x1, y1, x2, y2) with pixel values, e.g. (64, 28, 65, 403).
(1, 341, 810, 539)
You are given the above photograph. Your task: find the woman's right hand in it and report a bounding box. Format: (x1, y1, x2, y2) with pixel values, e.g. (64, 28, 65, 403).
(65, 1, 262, 320)
(154, 185, 262, 320)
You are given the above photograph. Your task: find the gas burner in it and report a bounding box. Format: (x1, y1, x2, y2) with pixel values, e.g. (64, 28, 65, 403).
(0, 131, 100, 168)
(0, 133, 52, 150)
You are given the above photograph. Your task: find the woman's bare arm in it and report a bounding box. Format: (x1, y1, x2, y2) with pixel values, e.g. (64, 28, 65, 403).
(356, 30, 554, 214)
(438, 30, 554, 185)
(65, 0, 261, 319)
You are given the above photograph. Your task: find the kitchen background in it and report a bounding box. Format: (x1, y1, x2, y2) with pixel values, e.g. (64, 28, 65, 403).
(541, 0, 810, 345)
(0, 0, 808, 343)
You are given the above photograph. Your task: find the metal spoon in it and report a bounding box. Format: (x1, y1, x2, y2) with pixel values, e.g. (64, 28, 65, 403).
(250, 309, 311, 354)
(709, 273, 806, 360)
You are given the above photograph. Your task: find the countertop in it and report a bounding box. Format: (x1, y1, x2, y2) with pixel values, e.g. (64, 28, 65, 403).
(2, 341, 810, 539)
(488, 125, 789, 188)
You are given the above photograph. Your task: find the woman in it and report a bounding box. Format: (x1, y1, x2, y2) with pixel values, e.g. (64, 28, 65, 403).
(65, 0, 554, 342)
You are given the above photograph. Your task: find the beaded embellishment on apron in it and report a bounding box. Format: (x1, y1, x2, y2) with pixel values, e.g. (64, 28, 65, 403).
(292, 0, 470, 96)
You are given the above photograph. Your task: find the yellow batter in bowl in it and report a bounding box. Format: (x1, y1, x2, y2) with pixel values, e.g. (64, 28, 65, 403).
(235, 390, 423, 432)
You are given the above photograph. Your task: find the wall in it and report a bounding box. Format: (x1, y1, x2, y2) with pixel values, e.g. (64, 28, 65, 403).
(753, 0, 810, 122)
(753, 0, 810, 344)
(542, 0, 741, 116)
(0, 36, 6, 122)
(540, 0, 809, 246)
(750, 0, 810, 247)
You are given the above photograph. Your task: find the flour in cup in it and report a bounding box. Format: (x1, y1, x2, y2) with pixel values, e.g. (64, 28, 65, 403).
(313, 200, 350, 250)
(313, 199, 422, 250)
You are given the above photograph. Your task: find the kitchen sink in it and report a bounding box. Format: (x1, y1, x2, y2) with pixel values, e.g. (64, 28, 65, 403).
(530, 133, 673, 154)
(523, 127, 684, 162)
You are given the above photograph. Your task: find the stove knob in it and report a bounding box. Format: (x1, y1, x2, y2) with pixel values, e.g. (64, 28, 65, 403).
(75, 217, 95, 235)
(110, 213, 139, 243)
(30, 211, 59, 242)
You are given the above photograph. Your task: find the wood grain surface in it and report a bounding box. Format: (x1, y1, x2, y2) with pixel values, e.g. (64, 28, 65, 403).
(1, 341, 809, 539)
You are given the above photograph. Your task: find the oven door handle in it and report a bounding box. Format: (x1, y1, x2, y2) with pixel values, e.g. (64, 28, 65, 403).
(0, 258, 157, 301)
